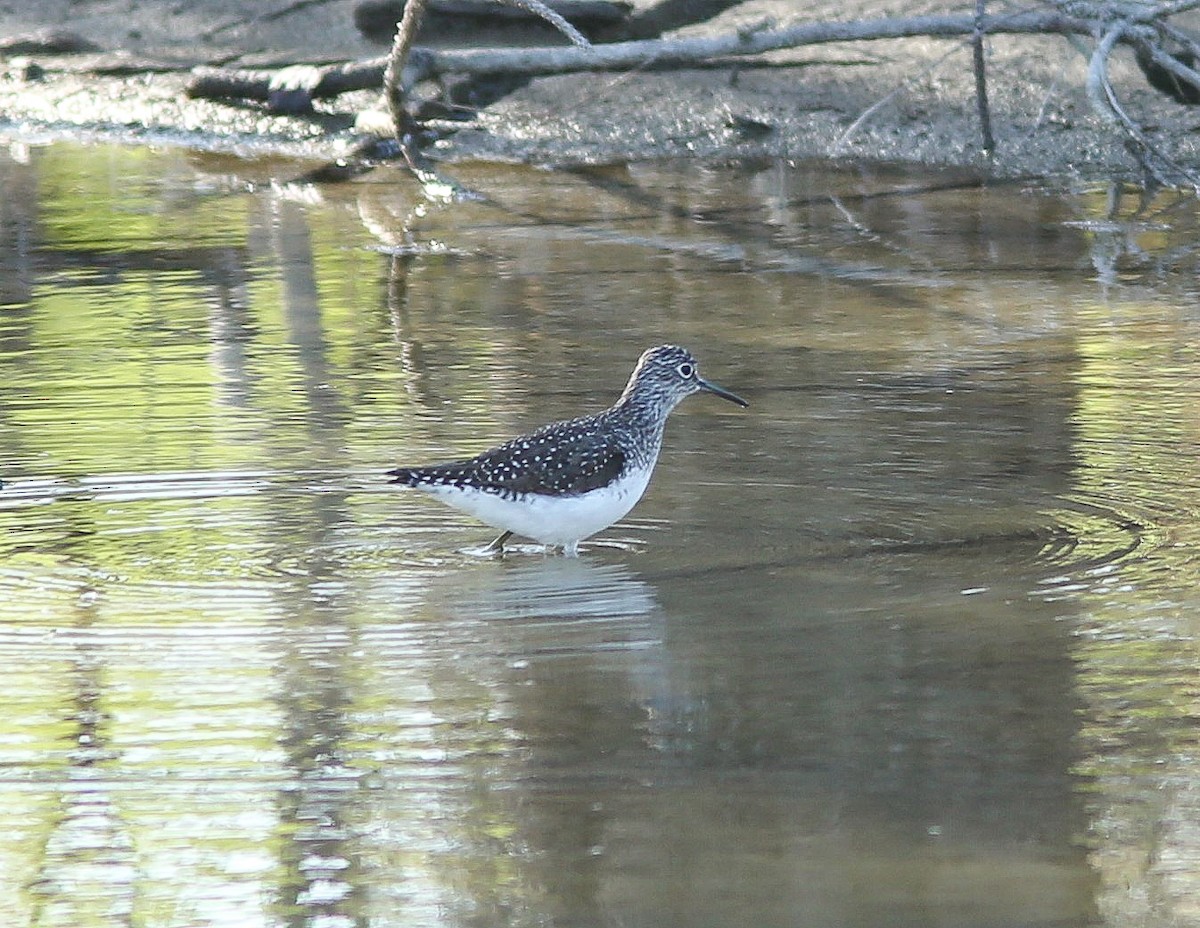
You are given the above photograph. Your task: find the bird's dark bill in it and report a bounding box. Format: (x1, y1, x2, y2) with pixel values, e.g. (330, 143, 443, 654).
(698, 377, 748, 407)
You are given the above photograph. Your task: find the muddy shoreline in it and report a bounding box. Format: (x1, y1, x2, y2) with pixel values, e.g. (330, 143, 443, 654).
(3, 0, 1200, 179)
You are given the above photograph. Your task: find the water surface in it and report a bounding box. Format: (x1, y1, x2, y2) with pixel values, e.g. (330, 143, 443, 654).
(1, 142, 1199, 927)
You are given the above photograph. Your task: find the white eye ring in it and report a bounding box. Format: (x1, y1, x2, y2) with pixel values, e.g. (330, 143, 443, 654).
(677, 362, 694, 378)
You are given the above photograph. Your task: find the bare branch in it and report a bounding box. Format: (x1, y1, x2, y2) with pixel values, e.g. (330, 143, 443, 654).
(187, 10, 1093, 103)
(972, 0, 995, 153)
(187, 60, 386, 105)
(1149, 0, 1200, 17)
(410, 10, 1091, 83)
(834, 40, 962, 149)
(491, 0, 590, 47)
(1086, 22, 1200, 189)
(384, 0, 429, 142)
(1085, 23, 1128, 131)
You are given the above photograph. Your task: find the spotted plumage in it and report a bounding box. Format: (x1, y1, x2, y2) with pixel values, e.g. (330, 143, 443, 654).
(389, 345, 747, 555)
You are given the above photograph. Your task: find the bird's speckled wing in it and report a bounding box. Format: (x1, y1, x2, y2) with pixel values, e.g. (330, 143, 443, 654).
(389, 414, 628, 498)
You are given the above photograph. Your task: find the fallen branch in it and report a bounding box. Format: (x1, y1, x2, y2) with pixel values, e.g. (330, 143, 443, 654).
(414, 10, 1094, 82)
(187, 10, 1094, 107)
(1086, 20, 1200, 188)
(187, 59, 387, 108)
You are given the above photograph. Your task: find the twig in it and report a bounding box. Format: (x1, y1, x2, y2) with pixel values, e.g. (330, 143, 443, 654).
(258, 0, 341, 24)
(1085, 24, 1132, 130)
(491, 0, 590, 46)
(380, 0, 592, 182)
(1030, 61, 1068, 132)
(383, 0, 428, 143)
(834, 38, 963, 150)
(972, 0, 995, 153)
(203, 0, 341, 38)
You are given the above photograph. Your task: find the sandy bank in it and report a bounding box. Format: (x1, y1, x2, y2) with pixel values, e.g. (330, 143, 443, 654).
(2, 0, 1200, 179)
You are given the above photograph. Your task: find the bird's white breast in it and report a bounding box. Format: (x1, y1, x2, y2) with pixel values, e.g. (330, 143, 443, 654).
(419, 461, 656, 549)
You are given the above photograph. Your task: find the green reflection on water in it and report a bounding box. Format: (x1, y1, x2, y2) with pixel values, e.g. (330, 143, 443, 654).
(1063, 302, 1200, 928)
(35, 144, 248, 253)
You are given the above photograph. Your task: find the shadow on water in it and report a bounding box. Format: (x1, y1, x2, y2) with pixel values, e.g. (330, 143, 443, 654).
(1, 141, 1200, 926)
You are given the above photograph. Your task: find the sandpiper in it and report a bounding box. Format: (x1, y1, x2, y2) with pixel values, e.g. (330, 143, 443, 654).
(388, 345, 748, 555)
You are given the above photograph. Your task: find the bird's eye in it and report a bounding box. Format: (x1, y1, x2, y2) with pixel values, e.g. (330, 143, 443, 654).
(677, 362, 694, 378)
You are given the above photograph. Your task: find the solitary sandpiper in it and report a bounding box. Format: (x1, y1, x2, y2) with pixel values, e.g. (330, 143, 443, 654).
(388, 345, 748, 555)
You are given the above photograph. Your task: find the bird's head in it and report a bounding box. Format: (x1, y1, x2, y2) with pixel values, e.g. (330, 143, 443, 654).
(619, 345, 748, 415)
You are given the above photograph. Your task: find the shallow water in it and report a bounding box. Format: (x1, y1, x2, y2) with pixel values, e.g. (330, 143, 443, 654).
(2, 141, 1199, 928)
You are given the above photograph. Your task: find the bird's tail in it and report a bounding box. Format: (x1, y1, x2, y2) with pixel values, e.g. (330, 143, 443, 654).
(387, 467, 419, 486)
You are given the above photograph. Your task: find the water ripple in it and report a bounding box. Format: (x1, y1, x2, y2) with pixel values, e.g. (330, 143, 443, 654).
(1035, 490, 1189, 600)
(1, 470, 286, 508)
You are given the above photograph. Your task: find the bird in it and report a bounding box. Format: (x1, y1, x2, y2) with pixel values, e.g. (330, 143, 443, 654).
(388, 345, 748, 555)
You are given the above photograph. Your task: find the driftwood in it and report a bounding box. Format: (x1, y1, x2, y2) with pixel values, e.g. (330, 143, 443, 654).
(184, 3, 1200, 186)
(187, 10, 1096, 108)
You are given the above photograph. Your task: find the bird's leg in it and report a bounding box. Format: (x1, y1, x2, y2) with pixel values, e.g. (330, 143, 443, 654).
(486, 530, 514, 554)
